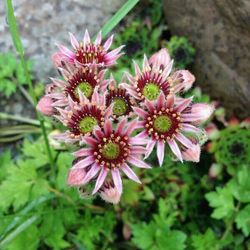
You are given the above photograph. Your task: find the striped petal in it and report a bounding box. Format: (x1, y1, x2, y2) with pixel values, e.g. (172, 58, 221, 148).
(122, 163, 141, 184)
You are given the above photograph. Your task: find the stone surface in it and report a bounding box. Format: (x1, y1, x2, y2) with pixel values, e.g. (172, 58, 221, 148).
(0, 0, 126, 81)
(163, 0, 250, 118)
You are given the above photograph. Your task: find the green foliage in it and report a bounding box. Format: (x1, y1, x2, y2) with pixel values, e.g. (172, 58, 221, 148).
(191, 229, 221, 250)
(214, 127, 250, 175)
(0, 53, 32, 98)
(167, 36, 196, 69)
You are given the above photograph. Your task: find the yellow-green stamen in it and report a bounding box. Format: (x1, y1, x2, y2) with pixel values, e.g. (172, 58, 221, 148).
(153, 115, 172, 133)
(79, 116, 98, 134)
(102, 142, 120, 160)
(74, 82, 93, 98)
(142, 83, 160, 101)
(113, 98, 128, 116)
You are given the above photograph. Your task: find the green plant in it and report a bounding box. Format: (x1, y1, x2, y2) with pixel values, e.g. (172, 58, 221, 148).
(167, 36, 196, 69)
(0, 53, 32, 98)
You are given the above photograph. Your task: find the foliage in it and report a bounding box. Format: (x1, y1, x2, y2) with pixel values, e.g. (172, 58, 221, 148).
(0, 53, 32, 98)
(1, 0, 250, 249)
(167, 36, 196, 69)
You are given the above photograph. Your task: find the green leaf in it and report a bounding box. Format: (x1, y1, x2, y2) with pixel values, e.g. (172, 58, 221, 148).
(231, 165, 250, 203)
(100, 0, 139, 38)
(205, 186, 235, 219)
(0, 216, 39, 249)
(235, 205, 250, 237)
(0, 78, 16, 98)
(191, 229, 221, 250)
(132, 221, 186, 250)
(40, 209, 70, 249)
(5, 0, 24, 53)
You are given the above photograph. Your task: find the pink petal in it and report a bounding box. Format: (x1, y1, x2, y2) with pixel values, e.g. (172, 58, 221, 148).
(93, 129, 104, 140)
(104, 120, 112, 135)
(111, 168, 123, 194)
(83, 30, 91, 46)
(122, 163, 141, 184)
(133, 60, 142, 76)
(175, 133, 193, 149)
(72, 156, 94, 169)
(103, 35, 114, 51)
(92, 167, 108, 194)
(125, 119, 139, 135)
(94, 31, 102, 45)
(166, 95, 175, 108)
(105, 45, 124, 58)
(116, 118, 127, 135)
(167, 140, 183, 162)
(157, 140, 165, 166)
(143, 55, 150, 71)
(130, 131, 148, 145)
(133, 107, 147, 118)
(182, 123, 202, 134)
(69, 32, 79, 50)
(149, 48, 171, 67)
(73, 148, 92, 157)
(176, 97, 193, 112)
(144, 140, 156, 158)
(157, 92, 166, 110)
(82, 163, 100, 183)
(161, 59, 173, 79)
(83, 136, 98, 147)
(145, 100, 155, 113)
(130, 146, 147, 155)
(128, 156, 151, 169)
(57, 44, 75, 59)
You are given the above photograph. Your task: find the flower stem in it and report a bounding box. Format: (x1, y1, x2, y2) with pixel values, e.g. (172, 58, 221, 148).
(5, 0, 55, 175)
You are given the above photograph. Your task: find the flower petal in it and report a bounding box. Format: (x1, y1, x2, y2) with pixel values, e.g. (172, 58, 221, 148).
(92, 167, 108, 194)
(157, 140, 165, 166)
(72, 156, 94, 169)
(167, 139, 183, 162)
(69, 32, 79, 50)
(128, 156, 151, 169)
(122, 163, 141, 184)
(111, 168, 123, 194)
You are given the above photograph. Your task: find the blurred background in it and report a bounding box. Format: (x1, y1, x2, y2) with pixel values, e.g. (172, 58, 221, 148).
(0, 0, 250, 249)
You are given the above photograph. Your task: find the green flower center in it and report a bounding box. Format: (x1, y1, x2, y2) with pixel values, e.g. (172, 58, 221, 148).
(79, 116, 98, 134)
(153, 115, 172, 133)
(142, 83, 160, 101)
(102, 142, 120, 160)
(113, 98, 127, 116)
(74, 82, 93, 98)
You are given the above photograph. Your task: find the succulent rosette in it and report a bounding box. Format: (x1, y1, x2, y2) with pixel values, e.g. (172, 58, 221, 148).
(37, 32, 213, 203)
(134, 93, 213, 166)
(53, 30, 124, 68)
(67, 119, 150, 195)
(53, 89, 112, 144)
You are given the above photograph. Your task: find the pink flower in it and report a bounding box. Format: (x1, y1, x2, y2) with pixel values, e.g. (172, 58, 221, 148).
(149, 48, 171, 68)
(52, 52, 68, 68)
(106, 77, 135, 119)
(170, 70, 195, 93)
(53, 89, 112, 144)
(56, 30, 124, 68)
(122, 55, 173, 102)
(45, 63, 109, 108)
(69, 118, 150, 195)
(99, 180, 121, 204)
(36, 96, 54, 116)
(134, 93, 213, 165)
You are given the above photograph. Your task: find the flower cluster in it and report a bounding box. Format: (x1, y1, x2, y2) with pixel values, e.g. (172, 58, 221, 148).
(37, 30, 213, 204)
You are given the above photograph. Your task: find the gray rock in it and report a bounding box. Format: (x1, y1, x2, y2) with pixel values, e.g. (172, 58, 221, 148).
(163, 0, 250, 118)
(0, 0, 126, 81)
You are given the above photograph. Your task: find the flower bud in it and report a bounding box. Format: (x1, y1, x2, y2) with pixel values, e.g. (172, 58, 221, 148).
(36, 96, 54, 116)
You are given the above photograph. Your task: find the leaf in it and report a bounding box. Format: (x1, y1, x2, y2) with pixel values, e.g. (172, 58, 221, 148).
(205, 185, 235, 219)
(100, 0, 139, 38)
(5, 0, 24, 53)
(40, 209, 70, 249)
(0, 78, 16, 98)
(191, 229, 221, 250)
(231, 165, 250, 203)
(0, 150, 11, 180)
(132, 221, 187, 250)
(235, 205, 250, 237)
(122, 180, 140, 205)
(0, 216, 39, 249)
